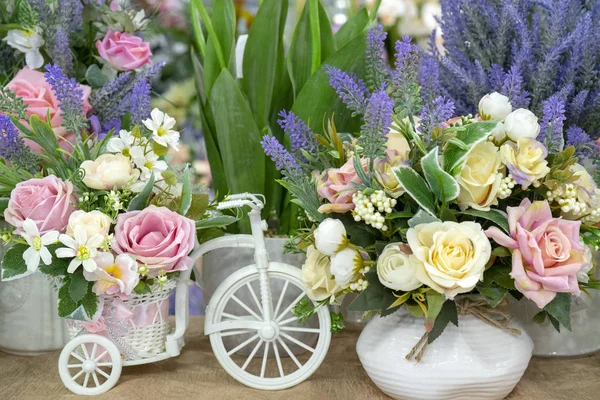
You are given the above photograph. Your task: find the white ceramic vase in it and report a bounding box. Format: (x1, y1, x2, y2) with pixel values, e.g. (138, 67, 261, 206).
(356, 308, 533, 400)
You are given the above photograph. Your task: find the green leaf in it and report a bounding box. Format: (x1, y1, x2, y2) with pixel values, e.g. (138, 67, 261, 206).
(532, 311, 546, 324)
(196, 227, 225, 244)
(202, 0, 235, 98)
(492, 247, 511, 257)
(196, 214, 239, 230)
(393, 166, 437, 217)
(81, 283, 98, 320)
(152, 141, 168, 157)
(69, 271, 88, 303)
(0, 243, 30, 280)
(348, 271, 397, 312)
(209, 69, 265, 232)
(287, 0, 336, 97)
(127, 174, 155, 211)
(186, 193, 210, 221)
(58, 278, 78, 318)
(477, 284, 508, 308)
(421, 147, 460, 202)
(428, 300, 458, 344)
(547, 313, 561, 332)
(178, 165, 192, 215)
(483, 265, 515, 291)
(459, 209, 509, 233)
(425, 291, 445, 332)
(443, 121, 499, 176)
(85, 65, 107, 88)
(406, 303, 424, 318)
(242, 0, 288, 128)
(293, 31, 367, 133)
(0, 197, 9, 213)
(408, 209, 440, 228)
(544, 293, 572, 331)
(134, 280, 152, 295)
(385, 211, 414, 220)
(334, 7, 369, 48)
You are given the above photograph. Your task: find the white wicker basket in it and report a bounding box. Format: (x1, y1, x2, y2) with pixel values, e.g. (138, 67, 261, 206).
(67, 280, 176, 361)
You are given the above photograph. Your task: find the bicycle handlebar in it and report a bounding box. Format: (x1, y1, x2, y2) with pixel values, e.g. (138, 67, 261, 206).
(218, 193, 265, 211)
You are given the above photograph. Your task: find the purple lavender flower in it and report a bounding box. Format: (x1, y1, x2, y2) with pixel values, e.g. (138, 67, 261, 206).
(261, 135, 302, 178)
(538, 95, 566, 153)
(365, 25, 388, 90)
(392, 36, 422, 117)
(125, 79, 151, 126)
(500, 66, 530, 109)
(394, 36, 419, 85)
(44, 64, 88, 135)
(0, 115, 38, 172)
(418, 96, 455, 138)
(566, 126, 599, 162)
(277, 110, 317, 156)
(359, 88, 394, 159)
(48, 28, 73, 76)
(326, 65, 369, 116)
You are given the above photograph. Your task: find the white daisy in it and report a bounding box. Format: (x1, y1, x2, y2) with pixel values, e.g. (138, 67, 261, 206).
(4, 27, 45, 70)
(107, 129, 136, 156)
(21, 219, 59, 272)
(130, 147, 168, 181)
(143, 108, 180, 150)
(56, 226, 104, 273)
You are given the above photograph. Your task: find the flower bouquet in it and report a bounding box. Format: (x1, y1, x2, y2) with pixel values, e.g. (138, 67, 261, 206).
(262, 25, 600, 399)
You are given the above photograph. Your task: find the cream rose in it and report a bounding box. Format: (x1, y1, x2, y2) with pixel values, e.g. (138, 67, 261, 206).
(478, 92, 512, 121)
(81, 154, 140, 190)
(301, 246, 339, 301)
(407, 221, 491, 298)
(377, 243, 421, 291)
(500, 138, 550, 189)
(314, 218, 348, 256)
(67, 210, 113, 239)
(457, 141, 504, 211)
(504, 108, 540, 141)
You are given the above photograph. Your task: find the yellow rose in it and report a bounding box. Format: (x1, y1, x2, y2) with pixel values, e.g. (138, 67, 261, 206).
(407, 221, 491, 298)
(67, 210, 112, 239)
(81, 154, 140, 190)
(301, 246, 339, 301)
(374, 132, 411, 198)
(457, 141, 504, 211)
(500, 138, 550, 189)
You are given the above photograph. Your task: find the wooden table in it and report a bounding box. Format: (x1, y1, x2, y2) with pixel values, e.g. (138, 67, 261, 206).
(1, 317, 598, 399)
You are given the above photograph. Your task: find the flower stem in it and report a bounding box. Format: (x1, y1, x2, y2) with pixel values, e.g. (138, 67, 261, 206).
(369, 0, 382, 21)
(190, 2, 206, 58)
(309, 0, 321, 74)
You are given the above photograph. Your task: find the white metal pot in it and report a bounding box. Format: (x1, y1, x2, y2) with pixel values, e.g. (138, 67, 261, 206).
(356, 307, 533, 400)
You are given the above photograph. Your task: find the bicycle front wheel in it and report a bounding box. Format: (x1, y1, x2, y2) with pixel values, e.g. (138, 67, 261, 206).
(205, 262, 331, 390)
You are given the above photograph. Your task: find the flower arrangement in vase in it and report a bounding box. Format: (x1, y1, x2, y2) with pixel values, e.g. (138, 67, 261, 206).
(261, 24, 600, 400)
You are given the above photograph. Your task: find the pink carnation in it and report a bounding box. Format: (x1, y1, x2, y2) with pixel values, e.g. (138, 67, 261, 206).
(96, 30, 152, 71)
(486, 199, 587, 308)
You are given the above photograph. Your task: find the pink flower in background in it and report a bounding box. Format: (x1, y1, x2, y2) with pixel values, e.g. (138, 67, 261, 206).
(84, 253, 140, 299)
(96, 30, 152, 71)
(486, 199, 587, 308)
(84, 318, 107, 333)
(4, 175, 75, 234)
(317, 158, 367, 214)
(6, 67, 91, 152)
(112, 206, 195, 273)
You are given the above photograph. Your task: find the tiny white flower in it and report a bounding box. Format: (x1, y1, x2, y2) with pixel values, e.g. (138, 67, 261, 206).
(4, 27, 45, 69)
(21, 219, 59, 272)
(107, 129, 136, 156)
(130, 147, 168, 181)
(56, 226, 104, 273)
(143, 108, 180, 150)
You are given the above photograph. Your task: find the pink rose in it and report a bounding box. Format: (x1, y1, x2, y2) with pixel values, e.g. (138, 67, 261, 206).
(317, 158, 367, 214)
(6, 67, 92, 152)
(112, 206, 195, 273)
(4, 175, 76, 234)
(96, 30, 152, 71)
(486, 199, 587, 308)
(84, 318, 107, 333)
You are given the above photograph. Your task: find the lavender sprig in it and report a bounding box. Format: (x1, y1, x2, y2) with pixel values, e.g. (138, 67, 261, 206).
(365, 25, 389, 91)
(538, 95, 566, 154)
(566, 126, 599, 163)
(124, 79, 151, 126)
(418, 96, 455, 140)
(261, 135, 303, 179)
(359, 88, 394, 160)
(277, 110, 317, 156)
(392, 36, 422, 119)
(326, 65, 369, 116)
(0, 115, 38, 173)
(47, 28, 73, 76)
(44, 64, 88, 136)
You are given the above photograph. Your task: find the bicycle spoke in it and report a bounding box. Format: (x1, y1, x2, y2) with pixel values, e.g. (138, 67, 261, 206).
(91, 343, 98, 360)
(246, 283, 263, 318)
(241, 339, 264, 371)
(273, 280, 289, 318)
(219, 329, 256, 338)
(278, 316, 299, 326)
(276, 292, 306, 322)
(227, 334, 259, 356)
(83, 372, 90, 388)
(92, 372, 100, 387)
(222, 312, 247, 321)
(231, 294, 262, 321)
(96, 368, 110, 379)
(280, 332, 315, 353)
(96, 362, 113, 368)
(81, 344, 90, 360)
(280, 326, 321, 333)
(94, 350, 108, 362)
(272, 341, 284, 377)
(72, 369, 85, 381)
(70, 352, 85, 363)
(68, 364, 83, 369)
(277, 337, 303, 369)
(260, 342, 270, 378)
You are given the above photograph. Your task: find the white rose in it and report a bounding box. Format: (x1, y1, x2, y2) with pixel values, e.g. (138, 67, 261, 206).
(67, 210, 112, 239)
(377, 243, 421, 291)
(301, 246, 338, 301)
(577, 246, 594, 283)
(330, 248, 362, 286)
(489, 121, 507, 145)
(407, 221, 491, 298)
(478, 92, 513, 121)
(314, 218, 348, 256)
(504, 108, 540, 141)
(457, 141, 504, 211)
(81, 154, 140, 190)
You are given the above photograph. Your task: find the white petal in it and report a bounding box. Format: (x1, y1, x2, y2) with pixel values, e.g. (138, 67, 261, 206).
(59, 234, 77, 249)
(40, 247, 52, 265)
(150, 108, 165, 124)
(25, 50, 44, 69)
(162, 115, 176, 130)
(152, 134, 168, 147)
(83, 258, 97, 272)
(67, 259, 81, 273)
(143, 119, 158, 132)
(86, 234, 105, 249)
(22, 219, 39, 237)
(107, 138, 125, 153)
(56, 247, 77, 258)
(41, 231, 59, 245)
(154, 160, 168, 172)
(74, 225, 88, 245)
(24, 249, 40, 272)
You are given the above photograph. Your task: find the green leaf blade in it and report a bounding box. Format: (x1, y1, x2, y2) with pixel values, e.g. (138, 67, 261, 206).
(393, 166, 437, 217)
(421, 147, 460, 202)
(544, 293, 572, 332)
(443, 121, 499, 176)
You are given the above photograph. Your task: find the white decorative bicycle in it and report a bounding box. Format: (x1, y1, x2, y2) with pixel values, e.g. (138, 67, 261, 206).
(58, 193, 331, 395)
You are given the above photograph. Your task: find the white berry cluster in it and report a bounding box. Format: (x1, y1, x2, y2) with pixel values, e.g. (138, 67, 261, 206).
(498, 175, 517, 199)
(349, 277, 369, 291)
(352, 190, 397, 231)
(546, 184, 589, 215)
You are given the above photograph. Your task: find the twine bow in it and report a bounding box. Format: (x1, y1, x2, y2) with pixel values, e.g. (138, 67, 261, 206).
(405, 298, 521, 363)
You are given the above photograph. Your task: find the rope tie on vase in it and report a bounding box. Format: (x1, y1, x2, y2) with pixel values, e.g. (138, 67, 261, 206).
(405, 298, 522, 363)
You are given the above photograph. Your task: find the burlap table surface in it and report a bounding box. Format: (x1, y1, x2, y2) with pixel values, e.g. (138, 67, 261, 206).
(1, 317, 598, 400)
